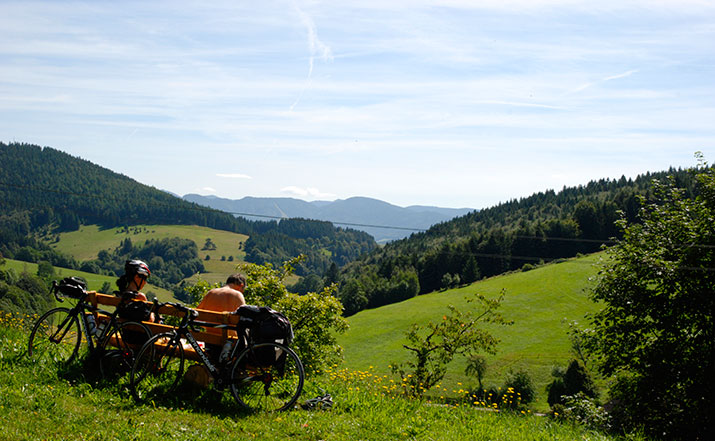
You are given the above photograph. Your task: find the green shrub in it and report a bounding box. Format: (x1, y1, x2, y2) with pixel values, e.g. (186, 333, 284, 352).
(241, 257, 349, 375)
(551, 393, 611, 432)
(503, 369, 535, 405)
(547, 360, 597, 407)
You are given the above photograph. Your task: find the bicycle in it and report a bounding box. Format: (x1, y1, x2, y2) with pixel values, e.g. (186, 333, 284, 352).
(129, 302, 304, 412)
(27, 278, 153, 379)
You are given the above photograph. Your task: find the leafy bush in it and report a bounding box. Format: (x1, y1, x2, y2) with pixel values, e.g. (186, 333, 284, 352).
(392, 292, 511, 396)
(240, 257, 348, 375)
(547, 359, 597, 407)
(585, 158, 715, 440)
(503, 369, 535, 405)
(551, 393, 611, 432)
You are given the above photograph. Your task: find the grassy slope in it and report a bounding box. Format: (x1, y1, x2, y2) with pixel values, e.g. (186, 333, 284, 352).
(338, 253, 605, 410)
(0, 321, 642, 441)
(1, 258, 175, 302)
(48, 224, 249, 285)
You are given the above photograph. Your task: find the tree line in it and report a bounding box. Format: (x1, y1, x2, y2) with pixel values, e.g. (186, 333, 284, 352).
(0, 142, 262, 235)
(332, 166, 705, 315)
(79, 237, 204, 290)
(243, 218, 377, 276)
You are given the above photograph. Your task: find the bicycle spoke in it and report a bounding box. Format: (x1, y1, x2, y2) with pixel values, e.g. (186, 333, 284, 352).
(28, 308, 82, 365)
(230, 343, 304, 412)
(130, 333, 184, 402)
(99, 321, 152, 380)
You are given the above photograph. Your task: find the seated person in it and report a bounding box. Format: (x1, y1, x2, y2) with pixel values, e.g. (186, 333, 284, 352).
(115, 259, 156, 323)
(197, 273, 247, 360)
(110, 259, 157, 345)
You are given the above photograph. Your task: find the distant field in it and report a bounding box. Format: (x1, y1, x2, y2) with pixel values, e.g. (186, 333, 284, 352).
(1, 258, 175, 301)
(45, 224, 248, 284)
(338, 252, 606, 410)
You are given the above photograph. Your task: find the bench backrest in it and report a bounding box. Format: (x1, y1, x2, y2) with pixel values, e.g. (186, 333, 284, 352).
(87, 291, 240, 347)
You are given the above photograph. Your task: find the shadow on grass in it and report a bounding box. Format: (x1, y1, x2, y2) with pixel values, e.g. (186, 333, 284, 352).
(51, 354, 259, 419)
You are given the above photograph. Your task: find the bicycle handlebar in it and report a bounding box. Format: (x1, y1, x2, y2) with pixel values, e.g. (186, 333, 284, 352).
(158, 301, 199, 328)
(50, 280, 64, 303)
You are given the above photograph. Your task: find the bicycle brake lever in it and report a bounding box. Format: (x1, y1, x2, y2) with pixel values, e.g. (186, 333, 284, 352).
(51, 281, 64, 303)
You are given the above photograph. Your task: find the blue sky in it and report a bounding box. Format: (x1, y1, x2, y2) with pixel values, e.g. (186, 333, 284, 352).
(2, 0, 714, 209)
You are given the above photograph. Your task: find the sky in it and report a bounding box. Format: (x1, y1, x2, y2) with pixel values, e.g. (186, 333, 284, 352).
(1, 0, 714, 210)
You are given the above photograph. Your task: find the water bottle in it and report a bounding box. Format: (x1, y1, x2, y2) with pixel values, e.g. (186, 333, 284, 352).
(219, 340, 233, 363)
(86, 314, 97, 335)
(95, 321, 105, 337)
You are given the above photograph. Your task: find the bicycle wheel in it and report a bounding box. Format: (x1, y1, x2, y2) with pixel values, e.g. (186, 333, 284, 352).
(130, 332, 185, 402)
(28, 307, 82, 365)
(98, 321, 152, 380)
(229, 342, 304, 412)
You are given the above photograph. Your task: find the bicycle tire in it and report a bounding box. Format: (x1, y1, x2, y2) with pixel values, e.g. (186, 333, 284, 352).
(98, 321, 152, 380)
(27, 307, 82, 365)
(229, 342, 304, 412)
(129, 332, 185, 402)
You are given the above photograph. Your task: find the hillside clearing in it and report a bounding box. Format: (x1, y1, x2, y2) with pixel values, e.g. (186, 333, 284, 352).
(338, 253, 605, 411)
(45, 224, 249, 285)
(0, 258, 175, 301)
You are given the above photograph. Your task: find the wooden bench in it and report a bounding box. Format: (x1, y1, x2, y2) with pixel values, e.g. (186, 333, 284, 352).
(86, 291, 242, 361)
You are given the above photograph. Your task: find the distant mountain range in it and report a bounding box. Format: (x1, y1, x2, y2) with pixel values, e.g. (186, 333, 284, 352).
(182, 194, 475, 243)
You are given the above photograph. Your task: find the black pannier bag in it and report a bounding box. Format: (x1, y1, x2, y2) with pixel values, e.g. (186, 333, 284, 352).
(116, 291, 153, 322)
(55, 277, 87, 299)
(235, 305, 294, 366)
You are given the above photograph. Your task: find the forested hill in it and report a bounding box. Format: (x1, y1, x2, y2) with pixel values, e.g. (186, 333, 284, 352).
(334, 165, 705, 315)
(0, 142, 258, 234)
(0, 142, 377, 278)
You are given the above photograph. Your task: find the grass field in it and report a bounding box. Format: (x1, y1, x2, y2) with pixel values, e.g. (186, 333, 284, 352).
(0, 318, 644, 441)
(1, 258, 175, 302)
(45, 224, 249, 285)
(338, 253, 605, 411)
(25, 223, 606, 410)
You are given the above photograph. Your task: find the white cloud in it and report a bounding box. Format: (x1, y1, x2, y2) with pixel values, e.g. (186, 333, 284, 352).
(280, 186, 336, 200)
(216, 173, 252, 179)
(2, 0, 714, 208)
(201, 187, 217, 193)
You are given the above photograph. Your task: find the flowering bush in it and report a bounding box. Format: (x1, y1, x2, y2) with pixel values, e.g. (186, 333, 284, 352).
(551, 393, 611, 432)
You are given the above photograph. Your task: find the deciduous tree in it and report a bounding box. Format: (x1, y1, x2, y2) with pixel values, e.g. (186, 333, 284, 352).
(586, 157, 714, 440)
(392, 291, 511, 396)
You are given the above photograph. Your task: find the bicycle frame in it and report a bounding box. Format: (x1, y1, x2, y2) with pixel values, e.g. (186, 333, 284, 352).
(168, 318, 245, 388)
(48, 287, 136, 355)
(129, 302, 304, 411)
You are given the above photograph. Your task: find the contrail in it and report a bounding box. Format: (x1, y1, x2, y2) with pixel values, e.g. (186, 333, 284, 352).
(290, 2, 333, 111)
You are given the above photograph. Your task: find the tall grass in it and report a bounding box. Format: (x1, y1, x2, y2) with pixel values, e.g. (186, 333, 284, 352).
(0, 312, 647, 441)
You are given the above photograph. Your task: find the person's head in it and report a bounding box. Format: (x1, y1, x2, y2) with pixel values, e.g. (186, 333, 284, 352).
(117, 259, 150, 291)
(226, 273, 246, 291)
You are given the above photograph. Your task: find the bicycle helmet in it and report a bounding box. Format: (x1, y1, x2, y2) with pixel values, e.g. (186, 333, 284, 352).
(125, 259, 150, 277)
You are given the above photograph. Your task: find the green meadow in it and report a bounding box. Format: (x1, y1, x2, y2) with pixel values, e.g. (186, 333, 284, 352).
(1, 258, 175, 302)
(0, 318, 644, 441)
(338, 253, 605, 411)
(47, 224, 249, 285)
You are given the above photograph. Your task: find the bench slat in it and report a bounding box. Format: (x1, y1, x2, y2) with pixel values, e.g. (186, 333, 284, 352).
(89, 292, 239, 347)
